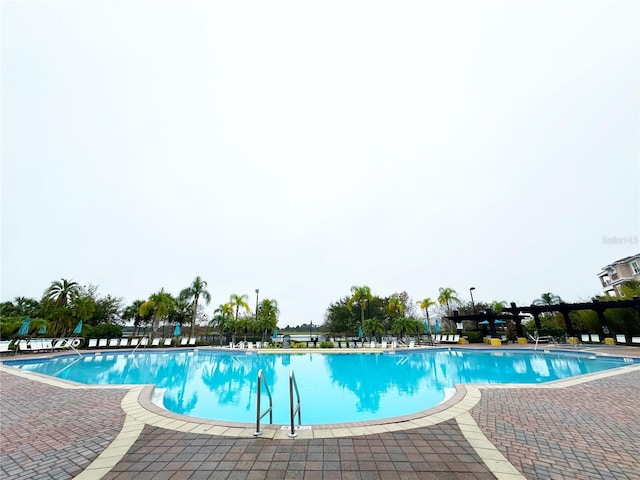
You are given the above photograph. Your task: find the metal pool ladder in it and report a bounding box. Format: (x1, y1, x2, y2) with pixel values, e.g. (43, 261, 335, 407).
(254, 369, 273, 436)
(288, 369, 301, 438)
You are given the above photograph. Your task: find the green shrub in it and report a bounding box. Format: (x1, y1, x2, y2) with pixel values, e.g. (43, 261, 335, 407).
(290, 341, 308, 348)
(465, 331, 483, 343)
(319, 341, 334, 348)
(87, 323, 122, 339)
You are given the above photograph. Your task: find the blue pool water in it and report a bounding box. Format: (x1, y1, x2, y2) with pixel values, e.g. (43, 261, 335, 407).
(5, 349, 633, 424)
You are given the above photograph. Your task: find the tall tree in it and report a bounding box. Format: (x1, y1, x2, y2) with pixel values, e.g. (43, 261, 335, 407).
(386, 296, 405, 320)
(229, 294, 250, 322)
(229, 294, 250, 343)
(123, 299, 147, 335)
(179, 276, 212, 338)
(44, 278, 80, 307)
(532, 292, 563, 306)
(417, 297, 436, 333)
(348, 285, 372, 331)
(257, 299, 279, 343)
(437, 287, 461, 316)
(211, 303, 234, 345)
(140, 288, 175, 336)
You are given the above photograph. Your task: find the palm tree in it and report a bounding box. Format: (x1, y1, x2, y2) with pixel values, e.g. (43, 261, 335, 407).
(44, 278, 80, 307)
(229, 294, 250, 342)
(391, 316, 414, 340)
(417, 297, 436, 340)
(211, 303, 234, 345)
(490, 300, 507, 314)
(257, 299, 279, 343)
(348, 285, 372, 333)
(437, 287, 461, 316)
(386, 296, 405, 320)
(362, 317, 386, 340)
(140, 288, 175, 337)
(179, 276, 212, 338)
(71, 296, 96, 324)
(123, 300, 146, 336)
(532, 292, 563, 306)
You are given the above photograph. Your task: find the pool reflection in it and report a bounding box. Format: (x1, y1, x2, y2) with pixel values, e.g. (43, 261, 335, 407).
(8, 349, 624, 424)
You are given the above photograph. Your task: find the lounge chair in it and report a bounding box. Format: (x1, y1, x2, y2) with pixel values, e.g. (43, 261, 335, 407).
(452, 334, 460, 344)
(0, 340, 13, 355)
(140, 337, 149, 347)
(408, 340, 415, 348)
(256, 341, 261, 349)
(130, 338, 139, 347)
(151, 338, 161, 347)
(580, 334, 590, 343)
(434, 334, 441, 343)
(108, 338, 119, 348)
(631, 336, 640, 345)
(88, 339, 98, 348)
(163, 338, 172, 347)
(381, 340, 388, 349)
(41, 339, 53, 351)
(590, 334, 601, 344)
(369, 340, 376, 348)
(98, 338, 108, 348)
(246, 341, 254, 349)
(188, 337, 196, 346)
(615, 334, 626, 344)
(120, 338, 129, 347)
(179, 337, 188, 346)
(52, 339, 70, 350)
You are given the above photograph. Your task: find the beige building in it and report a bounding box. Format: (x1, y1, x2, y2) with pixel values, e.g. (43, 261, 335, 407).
(597, 253, 640, 296)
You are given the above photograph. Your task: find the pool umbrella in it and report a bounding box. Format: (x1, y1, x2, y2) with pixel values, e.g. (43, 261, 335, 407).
(173, 322, 181, 337)
(38, 324, 47, 335)
(73, 320, 83, 335)
(17, 317, 31, 336)
(272, 328, 278, 339)
(479, 320, 490, 325)
(357, 326, 363, 338)
(495, 320, 506, 324)
(434, 320, 440, 333)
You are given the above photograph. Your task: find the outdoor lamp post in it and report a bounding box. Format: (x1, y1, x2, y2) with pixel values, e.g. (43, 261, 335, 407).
(470, 287, 477, 314)
(255, 288, 260, 340)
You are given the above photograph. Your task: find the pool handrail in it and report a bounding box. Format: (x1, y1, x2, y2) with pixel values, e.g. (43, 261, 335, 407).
(288, 369, 301, 438)
(253, 369, 273, 436)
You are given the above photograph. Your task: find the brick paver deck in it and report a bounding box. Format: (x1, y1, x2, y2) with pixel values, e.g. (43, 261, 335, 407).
(0, 371, 128, 479)
(1, 345, 639, 480)
(472, 370, 640, 480)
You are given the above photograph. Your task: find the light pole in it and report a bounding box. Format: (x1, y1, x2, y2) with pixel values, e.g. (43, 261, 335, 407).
(255, 288, 260, 342)
(470, 287, 477, 314)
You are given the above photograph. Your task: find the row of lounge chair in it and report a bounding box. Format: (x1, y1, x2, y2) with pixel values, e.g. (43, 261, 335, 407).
(86, 337, 197, 348)
(0, 338, 80, 354)
(581, 334, 640, 345)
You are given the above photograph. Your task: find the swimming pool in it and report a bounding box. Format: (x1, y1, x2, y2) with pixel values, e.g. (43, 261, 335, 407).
(5, 348, 633, 425)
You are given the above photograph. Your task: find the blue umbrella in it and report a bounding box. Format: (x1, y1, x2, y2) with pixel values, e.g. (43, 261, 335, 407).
(435, 320, 441, 333)
(73, 320, 83, 334)
(173, 322, 181, 337)
(479, 320, 490, 325)
(423, 320, 430, 334)
(272, 328, 278, 339)
(358, 326, 363, 338)
(17, 317, 31, 336)
(38, 324, 47, 335)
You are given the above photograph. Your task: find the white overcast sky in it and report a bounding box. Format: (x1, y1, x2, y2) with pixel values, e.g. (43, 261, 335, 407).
(1, 0, 639, 326)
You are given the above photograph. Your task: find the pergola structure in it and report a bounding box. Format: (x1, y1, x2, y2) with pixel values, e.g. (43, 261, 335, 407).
(446, 297, 640, 340)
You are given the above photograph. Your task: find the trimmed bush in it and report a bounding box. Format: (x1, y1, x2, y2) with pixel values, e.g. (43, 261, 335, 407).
(319, 341, 334, 348)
